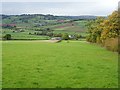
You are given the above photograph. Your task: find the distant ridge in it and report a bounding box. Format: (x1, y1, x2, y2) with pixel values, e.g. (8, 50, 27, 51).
(0, 14, 104, 20)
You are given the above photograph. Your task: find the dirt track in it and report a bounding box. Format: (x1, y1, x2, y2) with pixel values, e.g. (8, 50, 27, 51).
(2, 40, 60, 43)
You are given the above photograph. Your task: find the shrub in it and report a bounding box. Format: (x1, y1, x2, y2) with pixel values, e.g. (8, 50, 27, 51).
(41, 30, 47, 35)
(104, 38, 118, 52)
(29, 32, 31, 35)
(53, 33, 62, 37)
(3, 34, 12, 40)
(62, 33, 69, 40)
(74, 34, 82, 40)
(46, 33, 53, 37)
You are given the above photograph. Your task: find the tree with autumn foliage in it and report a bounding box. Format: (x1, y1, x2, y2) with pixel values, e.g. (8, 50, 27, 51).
(86, 11, 119, 52)
(86, 17, 105, 43)
(101, 11, 119, 40)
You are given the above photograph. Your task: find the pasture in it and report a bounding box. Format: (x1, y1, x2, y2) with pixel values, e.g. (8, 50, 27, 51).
(2, 41, 118, 88)
(2, 29, 50, 40)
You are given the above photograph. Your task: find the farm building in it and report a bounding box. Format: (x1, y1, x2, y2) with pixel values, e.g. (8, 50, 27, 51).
(69, 35, 75, 39)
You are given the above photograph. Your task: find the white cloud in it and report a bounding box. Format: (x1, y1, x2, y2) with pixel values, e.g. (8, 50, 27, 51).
(1, 1, 119, 16)
(1, 0, 119, 3)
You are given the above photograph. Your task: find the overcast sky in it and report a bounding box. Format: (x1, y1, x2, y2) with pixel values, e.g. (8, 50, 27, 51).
(0, 0, 119, 16)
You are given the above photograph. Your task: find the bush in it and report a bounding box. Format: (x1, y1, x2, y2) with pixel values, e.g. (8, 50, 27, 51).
(3, 34, 12, 40)
(46, 33, 53, 37)
(104, 38, 118, 52)
(41, 30, 47, 35)
(29, 32, 32, 35)
(53, 33, 62, 37)
(62, 33, 69, 40)
(74, 34, 82, 40)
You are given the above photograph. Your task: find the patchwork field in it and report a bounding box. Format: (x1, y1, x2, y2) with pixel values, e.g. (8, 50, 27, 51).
(2, 20, 87, 40)
(2, 41, 118, 88)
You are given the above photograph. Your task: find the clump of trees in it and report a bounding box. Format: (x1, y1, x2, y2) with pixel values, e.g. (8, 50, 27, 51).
(33, 28, 53, 36)
(86, 11, 119, 52)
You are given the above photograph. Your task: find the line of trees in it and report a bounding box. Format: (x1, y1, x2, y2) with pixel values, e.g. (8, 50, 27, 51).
(30, 28, 84, 40)
(86, 11, 119, 52)
(33, 32, 83, 40)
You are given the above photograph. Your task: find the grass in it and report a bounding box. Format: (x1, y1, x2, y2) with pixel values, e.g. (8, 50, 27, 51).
(2, 29, 50, 40)
(2, 41, 118, 88)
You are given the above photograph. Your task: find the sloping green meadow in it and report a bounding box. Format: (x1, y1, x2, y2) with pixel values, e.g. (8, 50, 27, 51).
(2, 41, 118, 88)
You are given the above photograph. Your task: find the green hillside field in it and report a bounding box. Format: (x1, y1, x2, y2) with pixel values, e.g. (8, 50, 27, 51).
(2, 41, 118, 88)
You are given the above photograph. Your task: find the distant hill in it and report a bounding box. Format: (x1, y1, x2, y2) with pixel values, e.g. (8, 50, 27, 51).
(0, 14, 103, 27)
(1, 14, 97, 21)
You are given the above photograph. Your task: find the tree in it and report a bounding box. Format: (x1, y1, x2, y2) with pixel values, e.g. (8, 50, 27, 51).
(62, 33, 69, 40)
(86, 17, 105, 43)
(74, 34, 82, 40)
(3, 34, 12, 40)
(86, 11, 119, 52)
(41, 30, 47, 35)
(46, 32, 53, 37)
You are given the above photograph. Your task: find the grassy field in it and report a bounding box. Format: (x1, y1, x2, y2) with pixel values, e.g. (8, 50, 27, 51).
(2, 29, 50, 40)
(2, 41, 118, 88)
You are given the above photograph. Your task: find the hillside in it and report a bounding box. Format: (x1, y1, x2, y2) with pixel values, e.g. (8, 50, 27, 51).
(1, 14, 95, 40)
(1, 14, 97, 26)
